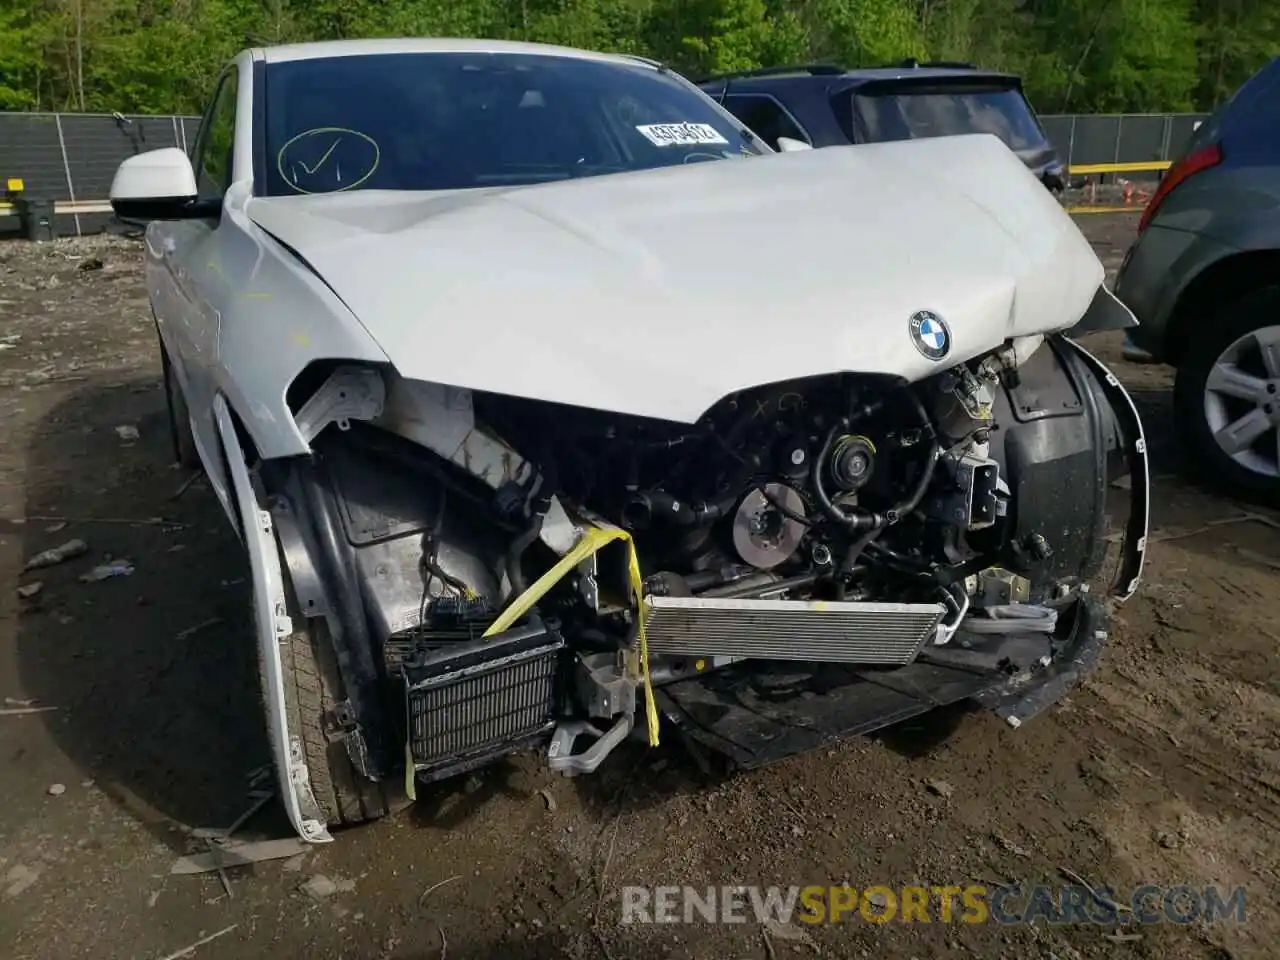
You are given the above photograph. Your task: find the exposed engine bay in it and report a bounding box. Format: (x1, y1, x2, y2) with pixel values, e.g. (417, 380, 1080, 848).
(266, 333, 1147, 794)
(494, 360, 1014, 598)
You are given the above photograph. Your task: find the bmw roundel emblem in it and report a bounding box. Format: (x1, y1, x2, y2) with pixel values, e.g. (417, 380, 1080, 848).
(909, 310, 951, 361)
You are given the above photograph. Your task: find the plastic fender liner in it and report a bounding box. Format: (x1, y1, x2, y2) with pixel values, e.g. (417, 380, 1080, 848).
(214, 394, 333, 844)
(1069, 284, 1140, 336)
(1062, 337, 1150, 598)
(272, 453, 392, 780)
(991, 338, 1109, 594)
(990, 334, 1149, 600)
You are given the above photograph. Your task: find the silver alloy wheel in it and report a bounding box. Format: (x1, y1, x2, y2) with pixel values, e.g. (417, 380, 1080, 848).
(1203, 324, 1280, 478)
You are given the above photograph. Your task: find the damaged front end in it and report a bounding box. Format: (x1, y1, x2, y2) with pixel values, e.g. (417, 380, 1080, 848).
(260, 331, 1147, 822)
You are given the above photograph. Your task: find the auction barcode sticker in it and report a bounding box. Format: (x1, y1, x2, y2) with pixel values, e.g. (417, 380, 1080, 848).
(636, 122, 730, 147)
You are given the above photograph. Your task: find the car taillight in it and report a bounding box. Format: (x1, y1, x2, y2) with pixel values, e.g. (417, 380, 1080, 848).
(1138, 142, 1222, 234)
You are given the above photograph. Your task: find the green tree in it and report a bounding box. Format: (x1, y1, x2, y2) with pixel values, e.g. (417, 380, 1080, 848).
(0, 0, 1277, 115)
(644, 0, 780, 76)
(0, 2, 46, 109)
(1195, 0, 1280, 106)
(804, 0, 925, 67)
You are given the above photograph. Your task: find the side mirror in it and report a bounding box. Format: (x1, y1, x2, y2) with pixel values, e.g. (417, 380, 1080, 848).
(109, 148, 214, 220)
(1042, 164, 1067, 194)
(775, 137, 813, 153)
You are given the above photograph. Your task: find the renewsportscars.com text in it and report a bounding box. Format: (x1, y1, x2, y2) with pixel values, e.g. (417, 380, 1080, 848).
(620, 884, 1248, 926)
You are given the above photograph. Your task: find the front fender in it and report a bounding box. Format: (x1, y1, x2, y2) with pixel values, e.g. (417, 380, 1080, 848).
(208, 197, 390, 462)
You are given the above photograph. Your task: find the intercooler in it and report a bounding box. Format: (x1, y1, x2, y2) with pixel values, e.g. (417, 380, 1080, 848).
(400, 620, 564, 778)
(643, 596, 945, 665)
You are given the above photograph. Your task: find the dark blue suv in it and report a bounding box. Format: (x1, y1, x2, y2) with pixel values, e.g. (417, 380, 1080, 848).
(696, 61, 1066, 191)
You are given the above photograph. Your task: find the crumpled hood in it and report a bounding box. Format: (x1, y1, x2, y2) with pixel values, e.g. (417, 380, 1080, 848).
(246, 133, 1104, 423)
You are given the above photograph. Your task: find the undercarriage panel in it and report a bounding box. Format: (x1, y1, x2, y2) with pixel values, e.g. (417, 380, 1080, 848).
(656, 595, 1104, 769)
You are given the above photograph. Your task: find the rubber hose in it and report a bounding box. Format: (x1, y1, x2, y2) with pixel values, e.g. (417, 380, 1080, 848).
(505, 513, 544, 599)
(840, 526, 883, 573)
(885, 392, 941, 523)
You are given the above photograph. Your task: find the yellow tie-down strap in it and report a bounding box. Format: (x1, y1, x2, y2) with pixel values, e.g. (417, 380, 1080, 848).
(482, 525, 660, 747)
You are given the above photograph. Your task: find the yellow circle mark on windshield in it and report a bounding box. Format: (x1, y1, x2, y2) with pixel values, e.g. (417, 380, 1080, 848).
(277, 127, 380, 194)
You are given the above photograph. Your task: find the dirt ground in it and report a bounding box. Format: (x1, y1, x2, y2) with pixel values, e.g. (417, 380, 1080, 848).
(0, 216, 1277, 960)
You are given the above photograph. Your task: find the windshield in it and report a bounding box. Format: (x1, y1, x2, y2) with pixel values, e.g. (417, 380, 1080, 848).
(261, 52, 762, 196)
(852, 86, 1047, 152)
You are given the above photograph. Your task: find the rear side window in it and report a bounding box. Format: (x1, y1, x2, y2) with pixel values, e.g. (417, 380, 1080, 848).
(722, 94, 810, 149)
(849, 85, 1047, 152)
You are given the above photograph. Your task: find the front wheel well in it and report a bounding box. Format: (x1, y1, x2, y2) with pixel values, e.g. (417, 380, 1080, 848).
(1164, 249, 1280, 366)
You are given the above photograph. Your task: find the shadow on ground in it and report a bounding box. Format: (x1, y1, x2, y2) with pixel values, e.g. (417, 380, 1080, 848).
(15, 372, 271, 844)
(389, 929, 674, 960)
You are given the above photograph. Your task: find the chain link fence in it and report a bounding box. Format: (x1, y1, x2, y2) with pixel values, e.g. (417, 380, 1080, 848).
(0, 112, 200, 236)
(1, 109, 1210, 237)
(1040, 112, 1210, 180)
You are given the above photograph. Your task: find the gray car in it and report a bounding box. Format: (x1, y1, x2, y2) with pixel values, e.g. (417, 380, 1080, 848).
(1114, 56, 1280, 503)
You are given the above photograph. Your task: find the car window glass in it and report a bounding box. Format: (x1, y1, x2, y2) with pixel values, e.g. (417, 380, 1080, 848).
(854, 87, 1045, 151)
(261, 53, 763, 196)
(193, 71, 237, 198)
(722, 94, 810, 149)
(1180, 56, 1280, 158)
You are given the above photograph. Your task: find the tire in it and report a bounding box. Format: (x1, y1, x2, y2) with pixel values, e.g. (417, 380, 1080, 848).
(159, 340, 201, 469)
(1173, 286, 1280, 505)
(267, 555, 410, 829)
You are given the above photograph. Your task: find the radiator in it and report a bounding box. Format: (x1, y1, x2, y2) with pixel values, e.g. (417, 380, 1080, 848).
(402, 622, 563, 774)
(642, 595, 945, 665)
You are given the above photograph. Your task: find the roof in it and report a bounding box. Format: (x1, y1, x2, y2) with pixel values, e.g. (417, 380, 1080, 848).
(252, 37, 651, 67)
(844, 66, 1017, 82)
(697, 63, 1020, 88)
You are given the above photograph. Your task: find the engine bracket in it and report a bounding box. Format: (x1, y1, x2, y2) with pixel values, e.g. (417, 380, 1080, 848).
(924, 453, 1001, 531)
(575, 652, 637, 720)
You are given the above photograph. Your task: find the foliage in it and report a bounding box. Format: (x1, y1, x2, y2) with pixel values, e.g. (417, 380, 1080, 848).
(0, 0, 1274, 114)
